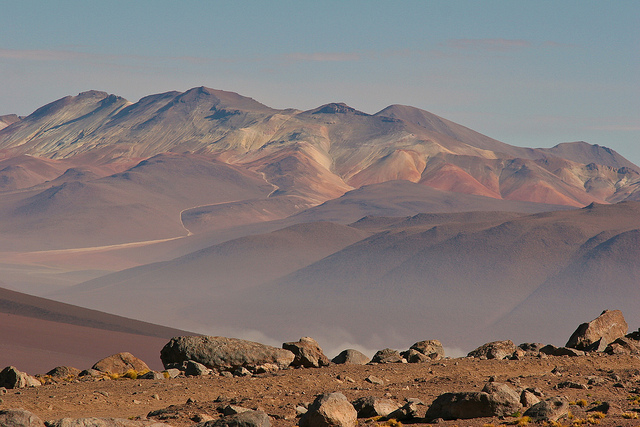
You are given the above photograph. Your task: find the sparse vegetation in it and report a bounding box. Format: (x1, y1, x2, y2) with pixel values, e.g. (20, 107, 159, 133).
(622, 412, 639, 419)
(576, 399, 587, 407)
(508, 416, 531, 426)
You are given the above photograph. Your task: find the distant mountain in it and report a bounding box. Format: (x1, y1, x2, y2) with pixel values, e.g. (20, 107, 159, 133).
(2, 87, 640, 359)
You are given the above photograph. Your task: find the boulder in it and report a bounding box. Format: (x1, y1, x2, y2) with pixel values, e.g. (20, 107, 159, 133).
(388, 398, 425, 420)
(518, 343, 545, 353)
(467, 340, 516, 360)
(0, 366, 41, 389)
(198, 410, 270, 427)
(370, 348, 404, 364)
(401, 349, 431, 363)
(605, 337, 640, 355)
(520, 390, 541, 407)
(331, 349, 369, 365)
(160, 336, 294, 370)
(523, 397, 569, 422)
(299, 392, 357, 427)
(46, 366, 81, 378)
(352, 396, 400, 418)
(425, 382, 521, 420)
(139, 371, 166, 380)
(282, 337, 329, 368)
(47, 418, 174, 427)
(553, 347, 585, 357)
(92, 352, 150, 376)
(0, 409, 45, 427)
(409, 340, 445, 360)
(566, 310, 628, 351)
(184, 361, 210, 376)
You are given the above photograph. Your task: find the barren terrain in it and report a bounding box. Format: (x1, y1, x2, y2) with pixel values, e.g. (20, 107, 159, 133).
(3, 354, 640, 426)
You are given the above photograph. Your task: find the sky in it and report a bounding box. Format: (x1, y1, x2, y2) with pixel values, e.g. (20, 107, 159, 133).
(1, 0, 639, 163)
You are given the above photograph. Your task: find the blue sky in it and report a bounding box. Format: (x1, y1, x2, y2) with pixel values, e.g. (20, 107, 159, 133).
(1, 1, 639, 163)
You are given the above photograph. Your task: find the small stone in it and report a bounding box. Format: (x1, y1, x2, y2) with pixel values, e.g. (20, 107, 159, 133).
(365, 375, 384, 385)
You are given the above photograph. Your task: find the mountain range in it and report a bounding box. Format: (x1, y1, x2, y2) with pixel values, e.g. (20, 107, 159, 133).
(1, 87, 638, 365)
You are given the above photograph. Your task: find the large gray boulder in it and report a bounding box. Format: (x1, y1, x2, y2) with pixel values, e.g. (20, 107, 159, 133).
(92, 352, 150, 376)
(282, 337, 329, 368)
(331, 349, 369, 365)
(467, 340, 516, 360)
(0, 366, 41, 389)
(0, 409, 45, 427)
(425, 382, 521, 420)
(160, 336, 294, 370)
(605, 337, 640, 355)
(299, 393, 357, 427)
(523, 397, 569, 422)
(566, 310, 628, 351)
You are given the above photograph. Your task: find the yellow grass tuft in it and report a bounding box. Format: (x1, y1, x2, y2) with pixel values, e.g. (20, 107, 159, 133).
(622, 412, 639, 419)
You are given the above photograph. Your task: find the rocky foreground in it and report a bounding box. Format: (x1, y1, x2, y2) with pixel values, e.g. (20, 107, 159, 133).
(1, 311, 640, 426)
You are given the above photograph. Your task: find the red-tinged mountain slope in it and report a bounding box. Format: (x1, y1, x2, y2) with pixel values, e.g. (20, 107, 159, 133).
(0, 287, 196, 373)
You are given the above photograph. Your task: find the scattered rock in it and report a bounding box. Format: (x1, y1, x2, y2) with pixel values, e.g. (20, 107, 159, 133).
(352, 396, 400, 418)
(388, 398, 424, 421)
(566, 309, 628, 351)
(518, 343, 545, 353)
(605, 337, 640, 355)
(370, 348, 404, 364)
(0, 366, 41, 389)
(553, 347, 585, 357)
(160, 336, 295, 370)
(92, 352, 150, 376)
(254, 363, 280, 374)
(164, 369, 181, 379)
(520, 390, 541, 407)
(467, 340, 516, 360)
(47, 418, 174, 427)
(223, 405, 252, 416)
(539, 344, 558, 355)
(139, 371, 166, 380)
(331, 350, 369, 365)
(425, 382, 521, 420)
(557, 381, 588, 390)
(0, 409, 45, 427)
(184, 361, 210, 377)
(233, 367, 251, 377)
(523, 397, 569, 422)
(282, 337, 329, 368)
(299, 392, 357, 427)
(364, 375, 384, 385)
(588, 402, 611, 414)
(45, 367, 81, 379)
(408, 340, 445, 360)
(400, 349, 431, 363)
(199, 410, 270, 427)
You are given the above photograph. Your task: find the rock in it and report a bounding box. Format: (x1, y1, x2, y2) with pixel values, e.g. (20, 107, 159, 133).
(520, 390, 541, 407)
(139, 371, 166, 380)
(557, 381, 588, 390)
(45, 366, 81, 378)
(467, 340, 516, 360)
(0, 366, 41, 389)
(184, 361, 210, 376)
(160, 336, 295, 370)
(566, 309, 628, 351)
(200, 410, 270, 427)
(523, 397, 569, 422)
(518, 343, 545, 353)
(0, 409, 45, 427)
(605, 337, 640, 355)
(47, 418, 174, 427)
(78, 369, 102, 377)
(388, 398, 424, 420)
(299, 392, 357, 427)
(223, 405, 252, 416)
(370, 348, 404, 364)
(553, 347, 585, 357)
(331, 350, 369, 365)
(539, 345, 558, 355)
(409, 340, 445, 360)
(254, 363, 279, 374)
(400, 349, 431, 363)
(587, 402, 611, 414)
(282, 337, 329, 368)
(233, 367, 251, 377)
(352, 396, 400, 418)
(164, 369, 181, 378)
(365, 375, 384, 385)
(92, 352, 150, 376)
(425, 382, 522, 420)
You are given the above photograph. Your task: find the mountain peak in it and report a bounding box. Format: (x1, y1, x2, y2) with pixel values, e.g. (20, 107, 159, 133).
(308, 103, 369, 116)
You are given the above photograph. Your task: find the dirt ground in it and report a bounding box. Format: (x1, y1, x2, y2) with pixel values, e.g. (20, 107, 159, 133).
(2, 354, 640, 426)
